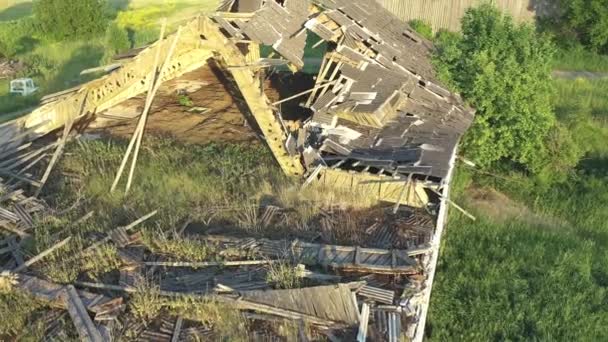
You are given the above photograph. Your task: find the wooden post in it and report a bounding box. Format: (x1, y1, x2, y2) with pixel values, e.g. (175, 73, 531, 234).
(35, 115, 77, 197)
(125, 26, 183, 194)
(111, 20, 167, 193)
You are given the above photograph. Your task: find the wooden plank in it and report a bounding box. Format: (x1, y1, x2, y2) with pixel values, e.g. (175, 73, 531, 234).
(111, 21, 167, 193)
(34, 108, 79, 196)
(171, 317, 183, 342)
(8, 237, 24, 266)
(356, 303, 370, 342)
(142, 260, 275, 267)
(63, 285, 105, 342)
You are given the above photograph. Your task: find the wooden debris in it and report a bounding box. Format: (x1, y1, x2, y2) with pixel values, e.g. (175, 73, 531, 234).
(142, 260, 275, 267)
(111, 21, 167, 193)
(13, 203, 33, 228)
(356, 303, 370, 342)
(62, 285, 105, 342)
(171, 317, 183, 342)
(201, 235, 420, 274)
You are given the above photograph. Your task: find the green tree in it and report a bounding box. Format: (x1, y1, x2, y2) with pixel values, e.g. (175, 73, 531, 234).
(560, 0, 608, 52)
(434, 5, 556, 172)
(33, 0, 108, 40)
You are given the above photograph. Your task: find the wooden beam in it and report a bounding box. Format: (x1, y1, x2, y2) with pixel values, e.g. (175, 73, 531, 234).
(142, 260, 275, 267)
(63, 285, 104, 342)
(272, 80, 337, 106)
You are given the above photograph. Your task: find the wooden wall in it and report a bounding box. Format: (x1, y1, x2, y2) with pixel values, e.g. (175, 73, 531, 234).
(378, 0, 536, 32)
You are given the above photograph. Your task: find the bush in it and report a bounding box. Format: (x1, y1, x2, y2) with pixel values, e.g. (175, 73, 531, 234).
(33, 0, 108, 41)
(434, 5, 556, 173)
(409, 19, 434, 40)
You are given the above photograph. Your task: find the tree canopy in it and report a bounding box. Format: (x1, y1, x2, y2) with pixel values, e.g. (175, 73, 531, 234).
(560, 0, 608, 52)
(33, 0, 108, 40)
(434, 5, 556, 172)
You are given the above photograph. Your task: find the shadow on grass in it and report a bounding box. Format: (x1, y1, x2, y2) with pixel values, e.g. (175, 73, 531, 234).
(45, 44, 105, 93)
(578, 156, 608, 177)
(0, 2, 32, 22)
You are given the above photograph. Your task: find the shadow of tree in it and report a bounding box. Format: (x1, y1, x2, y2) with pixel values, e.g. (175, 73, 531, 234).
(0, 2, 33, 22)
(45, 44, 105, 93)
(578, 156, 608, 177)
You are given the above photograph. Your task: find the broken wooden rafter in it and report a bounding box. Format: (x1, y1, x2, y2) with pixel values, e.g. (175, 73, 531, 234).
(272, 80, 338, 106)
(125, 25, 184, 194)
(142, 259, 276, 267)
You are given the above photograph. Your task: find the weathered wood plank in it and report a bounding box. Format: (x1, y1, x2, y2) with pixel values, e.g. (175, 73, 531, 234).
(63, 285, 105, 342)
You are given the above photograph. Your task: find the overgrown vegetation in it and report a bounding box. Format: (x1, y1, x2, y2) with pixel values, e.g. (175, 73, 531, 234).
(434, 5, 556, 173)
(428, 3, 608, 340)
(408, 19, 433, 40)
(33, 0, 107, 41)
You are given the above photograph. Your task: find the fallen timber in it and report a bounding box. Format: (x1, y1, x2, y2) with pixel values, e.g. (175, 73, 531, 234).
(199, 234, 426, 274)
(0, 0, 477, 340)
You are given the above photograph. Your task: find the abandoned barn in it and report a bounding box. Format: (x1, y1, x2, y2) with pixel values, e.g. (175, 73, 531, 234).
(0, 0, 474, 341)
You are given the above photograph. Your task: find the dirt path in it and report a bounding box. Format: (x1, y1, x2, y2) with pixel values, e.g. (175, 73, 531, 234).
(552, 70, 608, 80)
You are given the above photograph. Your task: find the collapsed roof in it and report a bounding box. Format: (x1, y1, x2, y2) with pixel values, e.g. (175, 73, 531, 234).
(0, 1, 476, 340)
(216, 0, 475, 180)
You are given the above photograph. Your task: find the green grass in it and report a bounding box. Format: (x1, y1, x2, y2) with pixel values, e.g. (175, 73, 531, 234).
(428, 76, 608, 340)
(0, 0, 219, 120)
(0, 0, 32, 21)
(427, 166, 608, 341)
(553, 46, 608, 72)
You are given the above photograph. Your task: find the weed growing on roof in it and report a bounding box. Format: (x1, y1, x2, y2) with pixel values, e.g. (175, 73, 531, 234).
(266, 261, 301, 289)
(141, 229, 214, 262)
(130, 278, 163, 322)
(167, 296, 248, 341)
(0, 290, 44, 335)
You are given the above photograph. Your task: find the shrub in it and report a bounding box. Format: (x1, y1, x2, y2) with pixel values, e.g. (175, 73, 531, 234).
(409, 19, 434, 40)
(33, 0, 108, 41)
(434, 5, 556, 173)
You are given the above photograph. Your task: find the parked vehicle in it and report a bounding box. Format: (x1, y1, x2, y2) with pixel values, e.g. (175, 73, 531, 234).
(10, 78, 38, 96)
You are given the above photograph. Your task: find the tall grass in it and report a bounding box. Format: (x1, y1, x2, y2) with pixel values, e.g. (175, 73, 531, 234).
(427, 166, 608, 341)
(553, 46, 608, 72)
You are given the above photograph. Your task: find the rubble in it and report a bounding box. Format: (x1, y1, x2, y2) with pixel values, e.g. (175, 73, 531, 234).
(0, 0, 477, 340)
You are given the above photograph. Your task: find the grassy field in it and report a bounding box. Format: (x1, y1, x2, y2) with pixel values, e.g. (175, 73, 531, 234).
(427, 74, 608, 339)
(0, 0, 219, 120)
